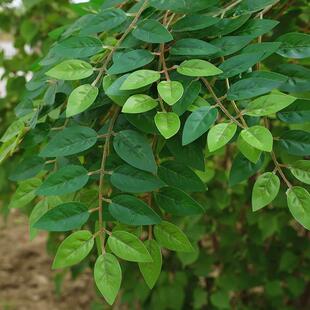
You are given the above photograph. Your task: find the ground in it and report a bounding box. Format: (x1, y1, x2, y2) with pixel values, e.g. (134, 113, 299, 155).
(0, 210, 96, 310)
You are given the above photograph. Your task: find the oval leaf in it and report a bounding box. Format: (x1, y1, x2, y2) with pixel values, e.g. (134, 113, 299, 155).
(252, 172, 280, 211)
(66, 84, 98, 117)
(121, 70, 160, 90)
(207, 123, 237, 152)
(155, 112, 180, 139)
(122, 94, 158, 114)
(52, 230, 94, 269)
(94, 254, 122, 305)
(240, 126, 273, 152)
(157, 81, 184, 106)
(107, 231, 152, 262)
(177, 59, 223, 77)
(33, 202, 90, 231)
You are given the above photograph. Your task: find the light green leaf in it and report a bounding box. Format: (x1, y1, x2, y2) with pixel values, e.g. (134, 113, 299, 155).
(36, 165, 89, 196)
(107, 231, 153, 262)
(94, 254, 122, 305)
(122, 94, 158, 114)
(157, 81, 184, 106)
(207, 123, 237, 152)
(289, 160, 310, 185)
(113, 130, 157, 173)
(154, 221, 193, 252)
(240, 126, 273, 152)
(46, 59, 93, 80)
(287, 187, 310, 230)
(39, 126, 98, 157)
(237, 134, 262, 164)
(133, 19, 173, 43)
(155, 112, 180, 139)
(252, 172, 280, 211)
(66, 84, 98, 117)
(138, 240, 162, 289)
(0, 120, 24, 143)
(9, 178, 42, 209)
(120, 70, 160, 90)
(177, 59, 223, 77)
(182, 106, 218, 145)
(52, 230, 94, 269)
(33, 202, 89, 231)
(245, 92, 296, 116)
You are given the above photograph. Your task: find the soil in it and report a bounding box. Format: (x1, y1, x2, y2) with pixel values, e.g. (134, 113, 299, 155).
(0, 210, 96, 310)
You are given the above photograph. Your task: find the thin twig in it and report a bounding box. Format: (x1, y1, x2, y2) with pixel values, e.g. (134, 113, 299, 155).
(201, 78, 244, 128)
(97, 107, 120, 254)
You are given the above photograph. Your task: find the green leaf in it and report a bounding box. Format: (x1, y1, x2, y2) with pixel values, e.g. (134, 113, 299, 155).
(80, 8, 127, 35)
(9, 156, 45, 181)
(154, 112, 180, 139)
(66, 84, 98, 117)
(287, 187, 310, 230)
(228, 78, 285, 101)
(45, 59, 93, 80)
(9, 178, 42, 209)
(237, 134, 262, 164)
(235, 0, 278, 14)
(149, 0, 216, 13)
(113, 130, 157, 173)
(218, 53, 263, 79)
(155, 187, 204, 216)
(0, 120, 24, 142)
(108, 231, 152, 262)
(177, 59, 223, 77)
(252, 172, 280, 211)
(229, 153, 265, 186)
(289, 160, 310, 185)
(39, 126, 98, 157)
(94, 254, 122, 305)
(182, 106, 218, 145)
(240, 126, 273, 152)
(237, 19, 279, 37)
(120, 70, 160, 90)
(33, 202, 90, 231)
(36, 165, 89, 196)
(278, 130, 310, 156)
(207, 123, 237, 152)
(53, 36, 103, 58)
(157, 81, 184, 106)
(276, 32, 310, 59)
(122, 94, 158, 113)
(244, 92, 296, 116)
(52, 230, 94, 269)
(108, 49, 154, 75)
(154, 221, 193, 252)
(210, 36, 253, 58)
(109, 195, 161, 226)
(158, 161, 205, 192)
(172, 15, 219, 32)
(277, 99, 310, 124)
(171, 39, 219, 56)
(138, 240, 162, 289)
(111, 164, 164, 193)
(133, 19, 173, 43)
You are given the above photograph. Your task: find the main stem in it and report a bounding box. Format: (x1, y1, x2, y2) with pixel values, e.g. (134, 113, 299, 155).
(98, 107, 120, 254)
(91, 0, 149, 87)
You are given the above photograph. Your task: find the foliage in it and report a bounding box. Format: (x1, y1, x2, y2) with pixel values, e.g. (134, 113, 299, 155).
(1, 0, 310, 309)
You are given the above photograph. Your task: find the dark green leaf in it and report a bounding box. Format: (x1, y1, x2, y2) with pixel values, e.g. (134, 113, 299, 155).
(37, 165, 89, 196)
(109, 195, 161, 225)
(113, 130, 157, 173)
(278, 130, 310, 156)
(171, 39, 219, 56)
(33, 202, 89, 231)
(155, 187, 204, 216)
